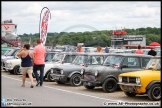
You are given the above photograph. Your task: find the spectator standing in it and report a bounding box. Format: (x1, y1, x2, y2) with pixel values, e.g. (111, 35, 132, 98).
(33, 39, 46, 86)
(17, 44, 34, 88)
(148, 47, 157, 56)
(135, 45, 144, 54)
(96, 46, 103, 53)
(105, 45, 109, 53)
(77, 45, 84, 52)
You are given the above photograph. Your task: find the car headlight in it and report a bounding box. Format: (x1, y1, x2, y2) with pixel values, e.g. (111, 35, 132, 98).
(94, 70, 99, 76)
(119, 76, 122, 82)
(80, 68, 85, 75)
(136, 77, 140, 84)
(60, 70, 63, 74)
(51, 69, 53, 73)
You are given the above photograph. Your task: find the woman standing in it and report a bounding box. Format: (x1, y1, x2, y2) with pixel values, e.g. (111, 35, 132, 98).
(135, 45, 144, 54)
(17, 44, 34, 88)
(96, 46, 103, 53)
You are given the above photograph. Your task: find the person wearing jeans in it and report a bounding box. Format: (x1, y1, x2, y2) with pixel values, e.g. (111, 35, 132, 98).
(33, 39, 46, 86)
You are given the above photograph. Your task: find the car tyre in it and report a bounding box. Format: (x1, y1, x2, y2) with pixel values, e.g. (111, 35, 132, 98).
(147, 84, 161, 101)
(13, 65, 20, 75)
(102, 78, 117, 93)
(47, 71, 55, 82)
(83, 82, 95, 89)
(70, 74, 82, 86)
(124, 92, 136, 97)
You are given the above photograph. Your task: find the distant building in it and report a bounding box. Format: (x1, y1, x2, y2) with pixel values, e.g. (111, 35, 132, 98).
(1, 19, 18, 39)
(110, 30, 146, 49)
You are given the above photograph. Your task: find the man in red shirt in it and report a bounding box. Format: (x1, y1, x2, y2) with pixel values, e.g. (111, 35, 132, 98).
(77, 45, 84, 52)
(33, 39, 46, 86)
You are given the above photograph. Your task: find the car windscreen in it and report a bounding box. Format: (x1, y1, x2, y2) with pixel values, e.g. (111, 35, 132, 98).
(45, 53, 56, 62)
(5, 49, 15, 56)
(145, 58, 161, 70)
(103, 55, 123, 66)
(72, 55, 88, 65)
(52, 53, 64, 62)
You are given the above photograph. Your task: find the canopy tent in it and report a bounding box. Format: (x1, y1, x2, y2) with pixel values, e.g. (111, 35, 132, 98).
(149, 42, 160, 46)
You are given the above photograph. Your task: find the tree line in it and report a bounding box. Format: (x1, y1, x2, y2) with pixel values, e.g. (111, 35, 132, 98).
(18, 27, 161, 47)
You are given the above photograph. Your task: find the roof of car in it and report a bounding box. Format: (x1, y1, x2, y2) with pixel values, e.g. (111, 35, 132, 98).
(57, 52, 80, 55)
(75, 52, 110, 56)
(107, 53, 153, 57)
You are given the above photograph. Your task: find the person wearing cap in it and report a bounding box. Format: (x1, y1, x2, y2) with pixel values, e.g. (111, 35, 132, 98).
(148, 47, 157, 56)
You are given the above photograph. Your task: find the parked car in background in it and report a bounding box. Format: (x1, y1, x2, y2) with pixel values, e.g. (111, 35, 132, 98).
(118, 56, 161, 101)
(50, 53, 110, 86)
(43, 52, 79, 82)
(81, 54, 153, 93)
(2, 47, 21, 71)
(1, 47, 12, 55)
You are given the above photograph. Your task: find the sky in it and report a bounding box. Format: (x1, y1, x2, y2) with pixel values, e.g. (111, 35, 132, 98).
(1, 1, 161, 35)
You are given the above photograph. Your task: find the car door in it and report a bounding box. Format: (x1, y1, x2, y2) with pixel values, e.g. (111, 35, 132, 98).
(119, 56, 142, 73)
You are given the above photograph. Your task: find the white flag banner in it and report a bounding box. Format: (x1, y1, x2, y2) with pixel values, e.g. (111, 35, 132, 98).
(39, 7, 51, 46)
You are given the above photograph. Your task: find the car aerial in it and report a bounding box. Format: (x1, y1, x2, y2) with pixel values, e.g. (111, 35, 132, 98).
(117, 56, 161, 101)
(81, 53, 153, 93)
(49, 53, 110, 86)
(42, 52, 79, 82)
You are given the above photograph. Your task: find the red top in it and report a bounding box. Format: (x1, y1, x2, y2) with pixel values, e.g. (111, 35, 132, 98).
(34, 44, 46, 64)
(135, 49, 144, 54)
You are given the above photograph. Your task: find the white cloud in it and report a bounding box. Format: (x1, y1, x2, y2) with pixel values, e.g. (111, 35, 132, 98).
(2, 1, 160, 35)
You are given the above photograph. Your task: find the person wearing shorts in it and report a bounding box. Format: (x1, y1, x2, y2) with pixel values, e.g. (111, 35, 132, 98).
(17, 44, 34, 88)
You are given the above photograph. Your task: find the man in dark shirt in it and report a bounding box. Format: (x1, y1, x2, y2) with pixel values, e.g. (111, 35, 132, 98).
(148, 47, 157, 56)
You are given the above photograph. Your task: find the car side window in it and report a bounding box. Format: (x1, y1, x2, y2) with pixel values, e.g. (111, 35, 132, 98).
(123, 57, 140, 68)
(142, 58, 151, 68)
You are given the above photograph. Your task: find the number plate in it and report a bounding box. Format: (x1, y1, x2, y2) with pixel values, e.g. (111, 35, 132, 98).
(123, 85, 134, 91)
(53, 76, 60, 80)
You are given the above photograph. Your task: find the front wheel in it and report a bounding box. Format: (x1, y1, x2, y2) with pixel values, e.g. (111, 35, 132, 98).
(70, 74, 82, 86)
(124, 92, 136, 97)
(102, 78, 117, 93)
(47, 71, 55, 82)
(13, 65, 21, 75)
(147, 84, 161, 101)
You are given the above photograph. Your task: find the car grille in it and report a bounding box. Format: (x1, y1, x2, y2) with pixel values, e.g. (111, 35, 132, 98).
(122, 77, 136, 83)
(53, 69, 61, 74)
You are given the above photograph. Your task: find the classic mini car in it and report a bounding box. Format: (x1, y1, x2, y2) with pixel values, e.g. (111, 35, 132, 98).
(49, 53, 109, 86)
(42, 52, 79, 82)
(1, 47, 20, 71)
(81, 53, 153, 93)
(118, 56, 161, 101)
